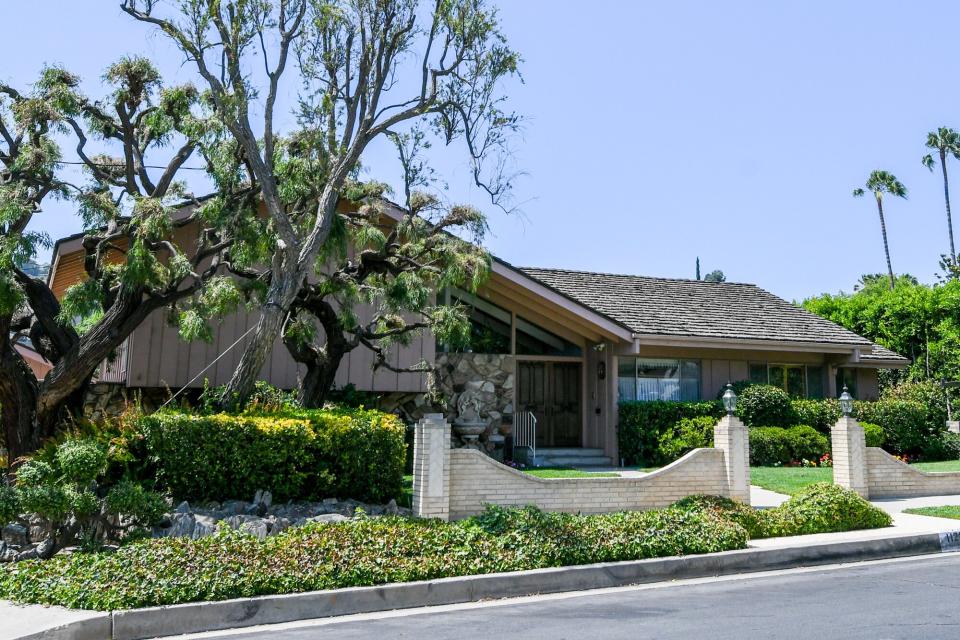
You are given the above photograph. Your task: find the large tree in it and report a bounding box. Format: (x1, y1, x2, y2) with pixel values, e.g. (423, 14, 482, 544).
(922, 127, 960, 269)
(121, 0, 519, 409)
(853, 170, 907, 291)
(0, 60, 258, 463)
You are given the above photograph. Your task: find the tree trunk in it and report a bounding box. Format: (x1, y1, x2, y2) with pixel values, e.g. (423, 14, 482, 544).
(942, 149, 956, 265)
(299, 348, 348, 408)
(0, 338, 41, 467)
(877, 196, 895, 290)
(219, 267, 303, 409)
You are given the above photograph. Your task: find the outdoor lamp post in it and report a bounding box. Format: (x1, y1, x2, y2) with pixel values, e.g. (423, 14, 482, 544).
(839, 385, 854, 417)
(722, 383, 737, 416)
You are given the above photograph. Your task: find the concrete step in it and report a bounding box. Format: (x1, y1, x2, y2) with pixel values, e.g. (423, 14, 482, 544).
(534, 448, 606, 457)
(534, 455, 614, 467)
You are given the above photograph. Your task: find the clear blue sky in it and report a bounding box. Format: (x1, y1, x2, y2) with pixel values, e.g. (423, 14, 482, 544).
(4, 1, 960, 301)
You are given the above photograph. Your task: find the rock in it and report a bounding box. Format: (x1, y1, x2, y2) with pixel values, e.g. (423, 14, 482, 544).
(15, 546, 40, 561)
(192, 520, 216, 539)
(223, 514, 260, 530)
(385, 499, 400, 516)
(480, 381, 495, 393)
(260, 491, 273, 509)
(307, 513, 350, 525)
(0, 543, 15, 563)
(174, 501, 191, 514)
(35, 538, 55, 559)
(268, 517, 290, 536)
(2, 523, 28, 547)
(221, 500, 247, 515)
(244, 501, 267, 517)
(167, 513, 196, 538)
(240, 519, 269, 540)
(322, 497, 339, 505)
(253, 489, 264, 505)
(56, 546, 80, 557)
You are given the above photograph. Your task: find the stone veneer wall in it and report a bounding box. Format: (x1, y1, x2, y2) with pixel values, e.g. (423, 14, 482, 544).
(865, 447, 960, 498)
(433, 352, 515, 437)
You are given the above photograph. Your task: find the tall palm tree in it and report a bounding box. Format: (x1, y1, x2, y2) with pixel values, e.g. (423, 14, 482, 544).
(922, 127, 960, 266)
(853, 170, 907, 290)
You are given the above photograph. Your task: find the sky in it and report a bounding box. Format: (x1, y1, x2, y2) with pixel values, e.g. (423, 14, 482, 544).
(4, 1, 960, 302)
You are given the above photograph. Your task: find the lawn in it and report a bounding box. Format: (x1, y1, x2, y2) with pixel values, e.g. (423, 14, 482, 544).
(903, 505, 960, 520)
(523, 467, 619, 478)
(750, 466, 833, 496)
(911, 460, 960, 472)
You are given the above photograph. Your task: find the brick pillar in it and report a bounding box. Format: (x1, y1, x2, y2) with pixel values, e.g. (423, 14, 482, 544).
(714, 415, 751, 504)
(831, 415, 869, 498)
(412, 413, 451, 521)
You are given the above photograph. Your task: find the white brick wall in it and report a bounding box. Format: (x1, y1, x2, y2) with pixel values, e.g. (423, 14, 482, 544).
(866, 447, 960, 498)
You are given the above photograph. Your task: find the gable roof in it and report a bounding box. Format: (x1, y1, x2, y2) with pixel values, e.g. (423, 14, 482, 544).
(519, 267, 878, 348)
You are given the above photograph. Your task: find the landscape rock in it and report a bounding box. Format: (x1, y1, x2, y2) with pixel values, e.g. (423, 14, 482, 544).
(222, 500, 247, 515)
(167, 513, 196, 538)
(174, 501, 191, 514)
(2, 523, 28, 547)
(35, 538, 55, 559)
(307, 513, 350, 525)
(240, 519, 269, 540)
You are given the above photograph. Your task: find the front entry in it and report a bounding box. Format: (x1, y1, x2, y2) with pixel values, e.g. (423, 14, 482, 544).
(517, 361, 582, 447)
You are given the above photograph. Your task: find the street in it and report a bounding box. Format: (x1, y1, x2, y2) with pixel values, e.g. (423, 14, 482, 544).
(195, 553, 960, 640)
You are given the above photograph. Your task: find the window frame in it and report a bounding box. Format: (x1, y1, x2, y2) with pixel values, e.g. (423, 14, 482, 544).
(617, 356, 702, 402)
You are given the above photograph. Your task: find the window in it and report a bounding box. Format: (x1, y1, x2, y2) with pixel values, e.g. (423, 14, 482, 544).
(442, 289, 511, 354)
(749, 363, 825, 399)
(618, 357, 701, 402)
(515, 316, 582, 357)
(836, 368, 858, 399)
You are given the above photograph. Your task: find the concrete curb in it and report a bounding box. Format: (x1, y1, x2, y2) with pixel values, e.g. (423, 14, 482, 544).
(10, 530, 960, 640)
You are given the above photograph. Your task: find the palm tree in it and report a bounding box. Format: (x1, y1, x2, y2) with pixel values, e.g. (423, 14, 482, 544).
(922, 127, 960, 266)
(853, 170, 907, 290)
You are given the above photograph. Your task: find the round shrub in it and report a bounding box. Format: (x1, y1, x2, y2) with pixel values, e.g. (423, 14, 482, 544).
(656, 416, 716, 462)
(791, 399, 841, 432)
(55, 440, 107, 487)
(15, 460, 55, 487)
(759, 483, 892, 537)
(855, 398, 935, 456)
(618, 401, 724, 466)
(105, 481, 167, 526)
(860, 422, 885, 448)
(784, 425, 830, 463)
(671, 495, 763, 539)
(737, 385, 798, 428)
(0, 485, 19, 524)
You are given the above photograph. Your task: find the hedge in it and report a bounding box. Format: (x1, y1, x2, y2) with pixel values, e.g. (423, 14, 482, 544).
(138, 407, 406, 503)
(0, 504, 748, 610)
(618, 401, 723, 465)
(0, 486, 889, 611)
(748, 426, 830, 466)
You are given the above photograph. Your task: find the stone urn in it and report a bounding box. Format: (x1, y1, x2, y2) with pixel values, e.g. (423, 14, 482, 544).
(453, 389, 487, 448)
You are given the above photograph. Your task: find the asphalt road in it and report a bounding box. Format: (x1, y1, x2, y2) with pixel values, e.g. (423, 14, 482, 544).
(203, 554, 960, 640)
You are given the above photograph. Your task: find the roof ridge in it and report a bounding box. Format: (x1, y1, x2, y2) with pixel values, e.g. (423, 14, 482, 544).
(519, 266, 759, 287)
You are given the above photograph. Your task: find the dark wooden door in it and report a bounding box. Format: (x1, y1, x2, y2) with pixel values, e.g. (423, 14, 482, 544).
(517, 361, 582, 447)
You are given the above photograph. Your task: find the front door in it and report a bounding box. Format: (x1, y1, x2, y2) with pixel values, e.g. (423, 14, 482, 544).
(517, 361, 582, 447)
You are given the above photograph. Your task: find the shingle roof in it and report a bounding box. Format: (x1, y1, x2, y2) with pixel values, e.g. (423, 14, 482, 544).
(519, 267, 877, 347)
(861, 343, 910, 363)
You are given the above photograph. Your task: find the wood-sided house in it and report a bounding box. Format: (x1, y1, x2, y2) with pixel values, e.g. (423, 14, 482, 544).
(46, 205, 907, 465)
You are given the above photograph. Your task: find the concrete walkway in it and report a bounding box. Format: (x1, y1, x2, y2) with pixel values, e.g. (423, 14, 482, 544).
(0, 600, 110, 640)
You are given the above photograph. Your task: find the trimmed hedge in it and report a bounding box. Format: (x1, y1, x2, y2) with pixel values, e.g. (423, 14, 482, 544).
(139, 407, 406, 503)
(0, 504, 748, 610)
(748, 425, 830, 466)
(737, 385, 798, 428)
(656, 416, 717, 462)
(618, 401, 723, 465)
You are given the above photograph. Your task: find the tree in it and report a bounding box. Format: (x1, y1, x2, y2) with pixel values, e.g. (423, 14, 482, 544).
(121, 0, 520, 409)
(703, 269, 725, 283)
(695, 257, 701, 280)
(0, 60, 256, 463)
(922, 127, 960, 268)
(853, 170, 907, 290)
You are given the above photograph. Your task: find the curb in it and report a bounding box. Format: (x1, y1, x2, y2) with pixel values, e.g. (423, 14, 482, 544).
(11, 530, 960, 640)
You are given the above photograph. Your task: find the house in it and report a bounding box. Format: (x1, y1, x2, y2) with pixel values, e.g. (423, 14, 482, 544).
(45, 208, 908, 465)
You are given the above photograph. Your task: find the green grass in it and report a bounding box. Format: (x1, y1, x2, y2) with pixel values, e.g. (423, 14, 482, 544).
(750, 466, 833, 496)
(903, 505, 960, 520)
(911, 460, 960, 472)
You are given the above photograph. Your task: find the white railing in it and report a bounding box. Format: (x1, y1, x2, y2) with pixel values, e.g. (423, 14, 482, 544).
(96, 338, 129, 384)
(513, 411, 537, 466)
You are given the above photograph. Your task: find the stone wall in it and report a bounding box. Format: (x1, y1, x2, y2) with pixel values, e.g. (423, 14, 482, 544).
(412, 415, 750, 521)
(433, 353, 515, 440)
(82, 384, 171, 423)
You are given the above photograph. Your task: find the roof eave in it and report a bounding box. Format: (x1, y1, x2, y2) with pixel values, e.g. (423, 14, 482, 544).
(632, 333, 870, 354)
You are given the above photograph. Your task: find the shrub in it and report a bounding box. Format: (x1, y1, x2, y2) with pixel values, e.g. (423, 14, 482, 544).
(0, 504, 748, 611)
(854, 398, 939, 457)
(7, 439, 165, 550)
(861, 421, 885, 448)
(737, 385, 798, 427)
(749, 426, 829, 466)
(715, 380, 757, 400)
(758, 483, 892, 537)
(671, 495, 764, 539)
(656, 416, 716, 462)
(139, 407, 406, 504)
(791, 398, 841, 432)
(618, 401, 724, 465)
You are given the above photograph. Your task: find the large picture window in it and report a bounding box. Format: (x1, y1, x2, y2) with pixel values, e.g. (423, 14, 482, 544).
(749, 363, 825, 399)
(618, 357, 701, 402)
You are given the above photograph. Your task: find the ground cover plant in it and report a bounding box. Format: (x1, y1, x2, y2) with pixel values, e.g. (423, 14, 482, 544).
(0, 485, 889, 611)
